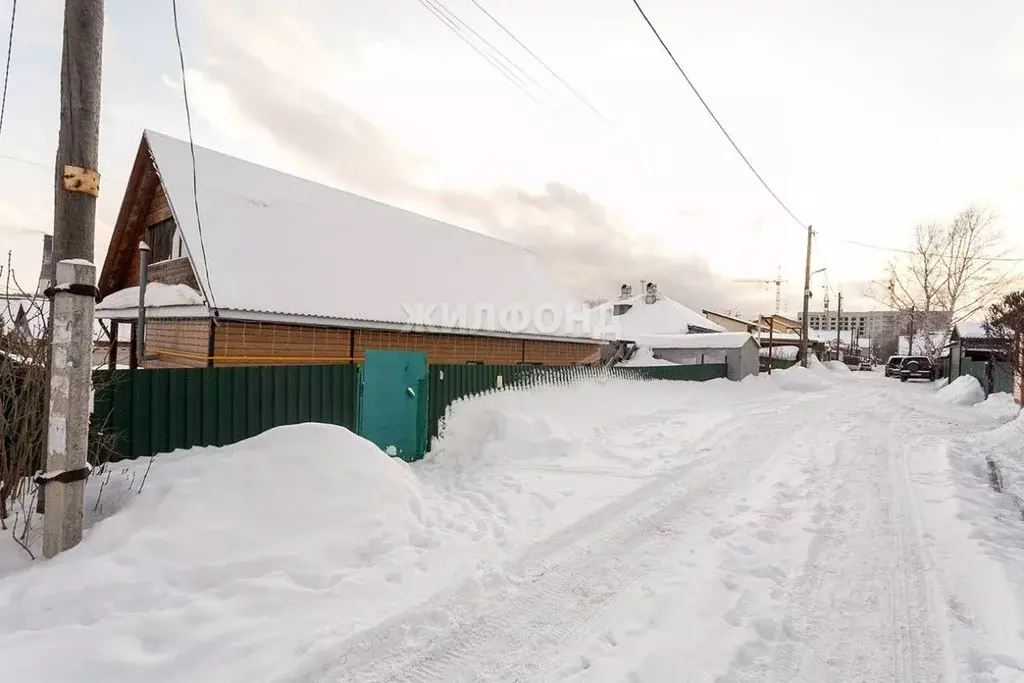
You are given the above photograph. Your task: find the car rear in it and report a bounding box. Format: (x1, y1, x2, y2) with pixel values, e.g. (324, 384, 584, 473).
(885, 356, 904, 377)
(899, 356, 934, 381)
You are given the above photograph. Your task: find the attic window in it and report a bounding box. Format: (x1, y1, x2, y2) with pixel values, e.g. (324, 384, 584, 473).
(147, 218, 176, 262)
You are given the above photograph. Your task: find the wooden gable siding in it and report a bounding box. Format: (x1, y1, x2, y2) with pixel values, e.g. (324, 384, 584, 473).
(147, 256, 199, 289)
(145, 319, 211, 368)
(99, 138, 162, 296)
(146, 185, 172, 226)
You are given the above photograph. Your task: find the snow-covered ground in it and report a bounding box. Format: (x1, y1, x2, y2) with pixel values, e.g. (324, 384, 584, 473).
(2, 367, 1023, 682)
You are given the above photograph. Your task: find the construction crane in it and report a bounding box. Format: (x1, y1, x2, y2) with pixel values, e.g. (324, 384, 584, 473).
(733, 269, 788, 315)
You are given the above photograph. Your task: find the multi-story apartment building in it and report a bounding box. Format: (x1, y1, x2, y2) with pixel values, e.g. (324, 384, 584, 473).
(800, 310, 899, 339)
(800, 309, 951, 340)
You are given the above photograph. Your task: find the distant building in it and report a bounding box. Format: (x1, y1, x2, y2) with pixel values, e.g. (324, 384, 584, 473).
(801, 309, 898, 338)
(801, 309, 951, 341)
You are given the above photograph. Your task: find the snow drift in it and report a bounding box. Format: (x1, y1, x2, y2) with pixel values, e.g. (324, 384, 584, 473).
(936, 375, 986, 406)
(974, 392, 1022, 423)
(771, 365, 834, 392)
(0, 424, 447, 683)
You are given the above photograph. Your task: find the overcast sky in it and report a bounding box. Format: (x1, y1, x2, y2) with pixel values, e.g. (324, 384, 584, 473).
(1, 0, 1022, 317)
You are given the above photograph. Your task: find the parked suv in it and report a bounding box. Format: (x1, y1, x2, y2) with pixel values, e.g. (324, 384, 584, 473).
(899, 356, 934, 382)
(885, 355, 905, 377)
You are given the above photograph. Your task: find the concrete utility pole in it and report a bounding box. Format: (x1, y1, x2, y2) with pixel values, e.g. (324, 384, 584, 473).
(43, 260, 96, 558)
(43, 0, 105, 558)
(835, 291, 843, 362)
(799, 225, 814, 368)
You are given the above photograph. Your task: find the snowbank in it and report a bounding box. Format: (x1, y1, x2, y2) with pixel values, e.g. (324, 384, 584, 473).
(974, 393, 1022, 423)
(936, 375, 986, 406)
(0, 424, 446, 682)
(770, 365, 834, 392)
(823, 360, 851, 373)
(935, 377, 949, 390)
(96, 282, 205, 310)
(619, 346, 677, 367)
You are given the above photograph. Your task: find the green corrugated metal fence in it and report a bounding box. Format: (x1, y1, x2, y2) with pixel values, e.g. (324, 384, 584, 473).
(92, 364, 360, 461)
(958, 358, 1015, 396)
(92, 360, 728, 461)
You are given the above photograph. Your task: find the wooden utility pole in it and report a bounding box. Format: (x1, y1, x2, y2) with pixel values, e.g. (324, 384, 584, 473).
(43, 0, 104, 558)
(51, 0, 104, 271)
(799, 225, 814, 368)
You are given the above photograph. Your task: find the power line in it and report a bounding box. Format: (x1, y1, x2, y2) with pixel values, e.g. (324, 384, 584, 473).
(628, 0, 807, 229)
(431, 0, 557, 101)
(467, 0, 614, 126)
(0, 0, 17, 141)
(415, 0, 544, 108)
(0, 153, 47, 168)
(170, 0, 217, 312)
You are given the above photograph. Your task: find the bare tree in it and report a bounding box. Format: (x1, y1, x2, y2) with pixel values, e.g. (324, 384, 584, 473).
(870, 205, 1009, 360)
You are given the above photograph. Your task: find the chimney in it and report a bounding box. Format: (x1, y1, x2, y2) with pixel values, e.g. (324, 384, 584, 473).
(619, 283, 632, 299)
(35, 234, 53, 296)
(644, 282, 658, 304)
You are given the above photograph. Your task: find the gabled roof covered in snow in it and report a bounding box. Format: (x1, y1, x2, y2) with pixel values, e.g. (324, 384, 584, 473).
(97, 131, 595, 341)
(952, 322, 991, 341)
(593, 294, 725, 339)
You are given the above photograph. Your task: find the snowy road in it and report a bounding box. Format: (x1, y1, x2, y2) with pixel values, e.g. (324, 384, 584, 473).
(3, 368, 1024, 683)
(306, 374, 1024, 683)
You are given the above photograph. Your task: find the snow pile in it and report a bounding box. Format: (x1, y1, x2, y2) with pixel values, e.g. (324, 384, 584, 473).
(0, 424, 448, 682)
(936, 375, 986, 406)
(619, 346, 677, 367)
(974, 393, 1022, 423)
(769, 365, 833, 392)
(823, 360, 851, 373)
(96, 283, 206, 310)
(935, 377, 949, 389)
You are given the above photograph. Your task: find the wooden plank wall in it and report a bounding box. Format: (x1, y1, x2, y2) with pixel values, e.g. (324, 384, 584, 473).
(145, 319, 210, 368)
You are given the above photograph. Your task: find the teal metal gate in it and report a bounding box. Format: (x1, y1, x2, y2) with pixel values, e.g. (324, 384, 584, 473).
(358, 350, 428, 461)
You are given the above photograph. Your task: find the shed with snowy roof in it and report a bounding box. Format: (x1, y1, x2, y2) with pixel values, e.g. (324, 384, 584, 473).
(96, 131, 601, 368)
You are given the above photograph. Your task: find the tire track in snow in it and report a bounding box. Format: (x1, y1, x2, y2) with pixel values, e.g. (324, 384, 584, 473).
(292, 397, 834, 683)
(755, 385, 955, 682)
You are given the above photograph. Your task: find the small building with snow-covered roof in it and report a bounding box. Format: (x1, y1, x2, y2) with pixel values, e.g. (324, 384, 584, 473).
(95, 131, 603, 368)
(629, 332, 759, 380)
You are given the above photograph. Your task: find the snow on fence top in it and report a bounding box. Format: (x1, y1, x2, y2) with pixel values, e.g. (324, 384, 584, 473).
(140, 131, 595, 340)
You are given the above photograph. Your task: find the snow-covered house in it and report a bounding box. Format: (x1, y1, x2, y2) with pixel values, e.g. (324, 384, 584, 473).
(946, 322, 1014, 394)
(594, 283, 725, 339)
(95, 131, 601, 368)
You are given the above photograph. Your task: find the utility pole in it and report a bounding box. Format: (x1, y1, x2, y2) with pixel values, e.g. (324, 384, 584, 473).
(42, 0, 105, 558)
(799, 225, 813, 368)
(835, 291, 842, 362)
